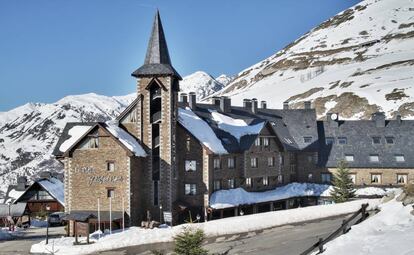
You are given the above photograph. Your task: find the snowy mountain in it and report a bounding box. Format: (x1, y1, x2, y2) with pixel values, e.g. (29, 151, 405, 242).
(179, 71, 230, 100)
(213, 0, 414, 119)
(0, 71, 228, 199)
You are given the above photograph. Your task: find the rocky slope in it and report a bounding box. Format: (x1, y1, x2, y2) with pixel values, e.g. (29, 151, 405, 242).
(213, 0, 414, 120)
(179, 71, 231, 100)
(0, 71, 228, 199)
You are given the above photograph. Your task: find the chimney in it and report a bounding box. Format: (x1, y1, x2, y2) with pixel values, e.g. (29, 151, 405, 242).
(220, 96, 231, 113)
(40, 171, 51, 180)
(212, 96, 221, 106)
(16, 176, 27, 191)
(283, 101, 289, 110)
(304, 101, 311, 110)
(243, 99, 252, 110)
(396, 112, 402, 124)
(261, 101, 267, 109)
(179, 93, 188, 105)
(189, 92, 197, 110)
(372, 112, 385, 128)
(251, 98, 258, 113)
(327, 112, 339, 127)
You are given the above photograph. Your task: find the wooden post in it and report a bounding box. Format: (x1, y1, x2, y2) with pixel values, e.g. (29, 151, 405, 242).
(270, 202, 274, 211)
(220, 210, 224, 219)
(74, 221, 78, 244)
(361, 204, 367, 221)
(342, 219, 347, 234)
(86, 220, 90, 244)
(318, 238, 323, 253)
(234, 207, 238, 216)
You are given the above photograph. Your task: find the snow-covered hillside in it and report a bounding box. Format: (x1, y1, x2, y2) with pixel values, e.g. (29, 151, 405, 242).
(0, 71, 228, 199)
(214, 0, 414, 119)
(179, 71, 231, 100)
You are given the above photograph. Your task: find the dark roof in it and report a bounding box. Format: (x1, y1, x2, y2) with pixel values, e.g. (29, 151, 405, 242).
(318, 119, 414, 168)
(132, 10, 181, 79)
(53, 122, 96, 157)
(181, 103, 319, 153)
(0, 203, 27, 217)
(64, 211, 124, 222)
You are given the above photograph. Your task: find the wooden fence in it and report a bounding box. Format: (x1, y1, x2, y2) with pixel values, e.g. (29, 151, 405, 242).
(300, 203, 369, 255)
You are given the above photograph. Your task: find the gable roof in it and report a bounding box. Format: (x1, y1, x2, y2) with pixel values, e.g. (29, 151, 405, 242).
(116, 96, 140, 122)
(53, 122, 147, 158)
(0, 203, 27, 217)
(131, 10, 181, 79)
(318, 119, 414, 168)
(14, 178, 65, 206)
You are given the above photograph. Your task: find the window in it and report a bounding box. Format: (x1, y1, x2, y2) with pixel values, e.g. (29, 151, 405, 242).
(251, 157, 258, 168)
(369, 154, 379, 162)
(321, 173, 332, 184)
(80, 136, 99, 149)
(338, 137, 347, 145)
(255, 138, 261, 146)
(227, 157, 235, 169)
(304, 137, 312, 143)
(385, 136, 395, 144)
(307, 155, 313, 163)
(372, 136, 381, 144)
(107, 188, 114, 198)
(245, 178, 252, 187)
(277, 175, 283, 184)
(397, 174, 408, 184)
(371, 174, 381, 184)
(262, 137, 270, 147)
(325, 137, 335, 145)
(268, 157, 275, 167)
(280, 155, 285, 166)
(213, 158, 221, 169)
(185, 160, 196, 172)
(228, 179, 235, 189)
(107, 161, 115, 172)
(186, 138, 191, 151)
(395, 154, 405, 162)
(38, 190, 53, 200)
(345, 154, 354, 162)
(185, 184, 196, 195)
(263, 176, 269, 186)
(349, 174, 356, 184)
(213, 180, 221, 191)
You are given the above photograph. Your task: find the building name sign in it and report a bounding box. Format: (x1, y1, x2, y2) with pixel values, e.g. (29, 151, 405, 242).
(74, 167, 124, 186)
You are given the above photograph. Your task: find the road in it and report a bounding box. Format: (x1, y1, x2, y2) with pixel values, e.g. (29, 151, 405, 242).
(97, 214, 355, 255)
(0, 226, 65, 255)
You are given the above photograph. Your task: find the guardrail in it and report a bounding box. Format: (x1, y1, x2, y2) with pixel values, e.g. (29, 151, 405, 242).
(300, 203, 369, 255)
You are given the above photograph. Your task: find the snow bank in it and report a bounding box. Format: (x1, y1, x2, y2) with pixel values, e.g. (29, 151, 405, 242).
(37, 178, 65, 206)
(105, 121, 147, 157)
(209, 110, 264, 141)
(210, 182, 330, 209)
(0, 229, 12, 240)
(31, 199, 379, 255)
(178, 107, 227, 154)
(313, 193, 414, 255)
(59, 125, 93, 152)
(354, 187, 398, 197)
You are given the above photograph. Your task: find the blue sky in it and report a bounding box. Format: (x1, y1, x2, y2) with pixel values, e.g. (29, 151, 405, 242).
(0, 0, 360, 111)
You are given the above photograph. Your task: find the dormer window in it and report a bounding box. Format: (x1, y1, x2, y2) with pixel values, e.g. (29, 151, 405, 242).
(372, 137, 381, 144)
(304, 137, 312, 143)
(325, 137, 335, 145)
(369, 154, 379, 162)
(338, 137, 347, 145)
(345, 154, 354, 162)
(385, 136, 395, 144)
(395, 154, 405, 162)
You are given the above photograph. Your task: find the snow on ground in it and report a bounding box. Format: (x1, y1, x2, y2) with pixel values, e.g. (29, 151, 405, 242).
(105, 121, 147, 157)
(31, 199, 379, 255)
(0, 227, 25, 240)
(312, 193, 414, 255)
(209, 110, 264, 141)
(210, 182, 394, 209)
(59, 125, 93, 152)
(178, 107, 228, 154)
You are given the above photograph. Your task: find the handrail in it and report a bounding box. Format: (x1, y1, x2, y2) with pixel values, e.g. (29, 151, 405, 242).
(300, 203, 369, 255)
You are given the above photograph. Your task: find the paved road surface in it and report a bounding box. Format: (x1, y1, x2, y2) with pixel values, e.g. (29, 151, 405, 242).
(0, 226, 65, 255)
(97, 214, 354, 255)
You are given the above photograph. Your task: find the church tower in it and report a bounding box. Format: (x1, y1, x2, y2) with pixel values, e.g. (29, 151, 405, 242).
(131, 10, 181, 221)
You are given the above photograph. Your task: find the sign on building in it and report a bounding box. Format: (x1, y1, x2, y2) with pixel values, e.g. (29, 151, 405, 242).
(163, 211, 172, 223)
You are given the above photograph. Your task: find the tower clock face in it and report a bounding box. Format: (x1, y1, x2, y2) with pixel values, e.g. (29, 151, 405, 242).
(331, 113, 338, 120)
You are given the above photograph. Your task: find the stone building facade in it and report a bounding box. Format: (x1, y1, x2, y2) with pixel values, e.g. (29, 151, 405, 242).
(54, 11, 414, 227)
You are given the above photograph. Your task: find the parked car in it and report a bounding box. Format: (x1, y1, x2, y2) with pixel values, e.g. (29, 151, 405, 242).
(48, 212, 66, 226)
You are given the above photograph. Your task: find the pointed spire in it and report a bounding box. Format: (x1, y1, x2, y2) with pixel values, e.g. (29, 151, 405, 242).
(132, 10, 181, 79)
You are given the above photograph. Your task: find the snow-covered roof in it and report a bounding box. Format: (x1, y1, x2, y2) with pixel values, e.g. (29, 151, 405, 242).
(59, 125, 93, 153)
(37, 178, 65, 206)
(104, 121, 147, 157)
(178, 107, 228, 154)
(210, 183, 330, 209)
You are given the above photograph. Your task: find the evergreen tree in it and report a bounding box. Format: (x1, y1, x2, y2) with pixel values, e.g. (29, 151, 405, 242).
(173, 227, 208, 255)
(330, 160, 356, 203)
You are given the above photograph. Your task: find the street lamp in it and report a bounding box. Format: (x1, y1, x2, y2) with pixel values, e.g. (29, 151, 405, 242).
(45, 205, 51, 245)
(159, 204, 163, 224)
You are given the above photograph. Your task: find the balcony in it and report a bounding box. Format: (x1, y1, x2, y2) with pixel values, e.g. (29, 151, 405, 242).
(153, 136, 160, 148)
(151, 89, 161, 101)
(151, 111, 161, 123)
